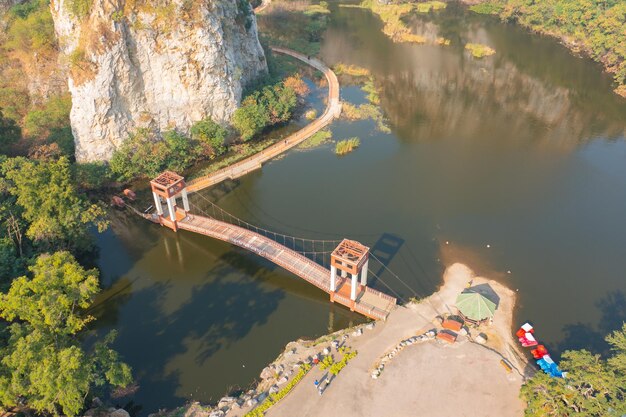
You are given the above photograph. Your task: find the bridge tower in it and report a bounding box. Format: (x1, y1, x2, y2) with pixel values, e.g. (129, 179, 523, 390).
(330, 239, 370, 307)
(150, 171, 190, 232)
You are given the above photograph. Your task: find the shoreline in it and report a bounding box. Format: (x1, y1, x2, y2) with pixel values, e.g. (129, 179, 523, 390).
(147, 262, 530, 417)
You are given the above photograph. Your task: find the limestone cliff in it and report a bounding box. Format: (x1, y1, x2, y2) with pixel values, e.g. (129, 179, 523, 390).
(50, 0, 267, 162)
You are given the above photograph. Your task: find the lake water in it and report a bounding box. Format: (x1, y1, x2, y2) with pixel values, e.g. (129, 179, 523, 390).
(93, 2, 626, 414)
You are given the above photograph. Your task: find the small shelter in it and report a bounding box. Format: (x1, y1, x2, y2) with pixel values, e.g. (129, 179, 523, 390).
(455, 288, 497, 325)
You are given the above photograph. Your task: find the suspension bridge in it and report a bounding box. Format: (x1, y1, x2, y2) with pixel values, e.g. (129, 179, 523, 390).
(142, 171, 397, 320)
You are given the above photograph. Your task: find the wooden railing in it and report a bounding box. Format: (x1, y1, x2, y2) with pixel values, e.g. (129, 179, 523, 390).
(186, 47, 341, 193)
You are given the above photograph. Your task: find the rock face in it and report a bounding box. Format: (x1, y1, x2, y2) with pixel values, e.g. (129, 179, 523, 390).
(50, 0, 267, 162)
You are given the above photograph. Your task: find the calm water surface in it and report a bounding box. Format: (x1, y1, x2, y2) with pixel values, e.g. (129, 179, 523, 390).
(93, 3, 626, 414)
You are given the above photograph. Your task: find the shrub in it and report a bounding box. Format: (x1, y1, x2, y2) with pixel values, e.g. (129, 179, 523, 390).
(0, 109, 21, 154)
(329, 347, 357, 375)
(244, 363, 312, 417)
(74, 162, 112, 190)
(109, 129, 168, 180)
(304, 109, 317, 120)
(232, 81, 298, 141)
(191, 118, 228, 157)
(66, 0, 93, 18)
(283, 74, 310, 98)
(23, 95, 71, 140)
(110, 129, 201, 181)
(5, 0, 56, 55)
(335, 138, 360, 155)
(232, 101, 270, 142)
(469, 2, 504, 15)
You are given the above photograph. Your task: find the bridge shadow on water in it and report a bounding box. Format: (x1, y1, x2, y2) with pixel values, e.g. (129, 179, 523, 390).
(101, 249, 285, 415)
(369, 233, 405, 287)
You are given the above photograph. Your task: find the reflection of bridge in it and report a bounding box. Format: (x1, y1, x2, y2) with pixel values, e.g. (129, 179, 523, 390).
(148, 172, 397, 320)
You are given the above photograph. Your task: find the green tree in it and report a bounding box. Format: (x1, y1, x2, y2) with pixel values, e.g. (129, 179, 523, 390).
(0, 109, 21, 155)
(232, 98, 270, 141)
(0, 251, 132, 417)
(109, 128, 168, 180)
(232, 80, 298, 141)
(521, 323, 626, 416)
(191, 118, 228, 156)
(1, 156, 107, 252)
(0, 238, 20, 289)
(5, 0, 56, 57)
(163, 130, 199, 173)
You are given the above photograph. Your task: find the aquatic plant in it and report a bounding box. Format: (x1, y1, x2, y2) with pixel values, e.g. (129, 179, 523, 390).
(335, 138, 361, 155)
(465, 43, 496, 58)
(333, 63, 371, 77)
(304, 109, 318, 120)
(298, 129, 332, 149)
(341, 102, 390, 133)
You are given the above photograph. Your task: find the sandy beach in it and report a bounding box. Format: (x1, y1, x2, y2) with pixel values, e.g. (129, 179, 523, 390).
(261, 263, 529, 417)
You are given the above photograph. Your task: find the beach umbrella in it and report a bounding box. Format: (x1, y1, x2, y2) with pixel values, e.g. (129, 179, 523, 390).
(455, 290, 496, 322)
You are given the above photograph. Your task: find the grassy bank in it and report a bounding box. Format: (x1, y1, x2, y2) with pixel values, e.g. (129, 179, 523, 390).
(257, 0, 331, 56)
(469, 0, 626, 97)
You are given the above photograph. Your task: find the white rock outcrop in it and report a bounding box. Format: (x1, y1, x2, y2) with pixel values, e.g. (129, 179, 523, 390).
(50, 0, 267, 162)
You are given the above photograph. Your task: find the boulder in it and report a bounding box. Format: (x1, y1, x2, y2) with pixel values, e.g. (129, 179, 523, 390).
(245, 398, 258, 407)
(217, 397, 236, 409)
(366, 322, 375, 330)
(208, 411, 224, 417)
(277, 376, 288, 385)
(323, 347, 330, 355)
(269, 385, 280, 394)
(476, 333, 488, 344)
(260, 367, 273, 380)
(110, 410, 130, 417)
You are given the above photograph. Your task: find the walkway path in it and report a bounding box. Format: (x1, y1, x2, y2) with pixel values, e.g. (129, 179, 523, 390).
(186, 47, 341, 193)
(176, 211, 396, 320)
(253, 0, 270, 14)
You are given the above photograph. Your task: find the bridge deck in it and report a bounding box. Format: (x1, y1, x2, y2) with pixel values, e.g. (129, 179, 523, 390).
(177, 213, 396, 320)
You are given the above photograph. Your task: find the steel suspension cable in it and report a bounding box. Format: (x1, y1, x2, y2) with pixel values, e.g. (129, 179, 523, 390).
(368, 252, 420, 298)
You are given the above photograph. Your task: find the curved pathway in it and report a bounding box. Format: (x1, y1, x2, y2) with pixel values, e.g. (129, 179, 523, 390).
(253, 0, 270, 14)
(186, 47, 341, 193)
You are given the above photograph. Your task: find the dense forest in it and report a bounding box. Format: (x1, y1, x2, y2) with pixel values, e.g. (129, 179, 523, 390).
(471, 0, 626, 96)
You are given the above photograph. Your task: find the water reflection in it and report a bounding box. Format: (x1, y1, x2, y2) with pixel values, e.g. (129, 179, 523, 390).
(322, 4, 626, 150)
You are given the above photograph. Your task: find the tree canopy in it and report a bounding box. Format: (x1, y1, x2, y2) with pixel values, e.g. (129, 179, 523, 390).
(0, 156, 107, 253)
(0, 251, 132, 417)
(521, 323, 626, 416)
(472, 0, 626, 94)
(232, 80, 298, 141)
(0, 110, 21, 155)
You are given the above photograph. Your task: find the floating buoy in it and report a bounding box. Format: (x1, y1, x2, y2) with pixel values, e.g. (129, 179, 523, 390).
(123, 188, 137, 200)
(486, 244, 491, 248)
(111, 196, 125, 208)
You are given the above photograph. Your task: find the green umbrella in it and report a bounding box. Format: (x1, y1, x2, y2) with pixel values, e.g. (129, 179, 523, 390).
(455, 290, 496, 321)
